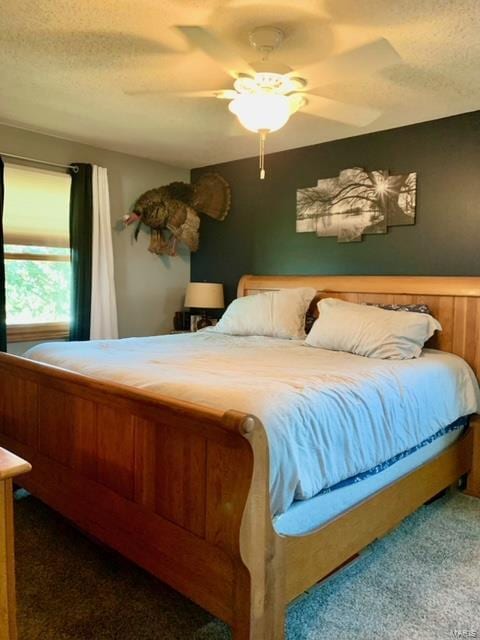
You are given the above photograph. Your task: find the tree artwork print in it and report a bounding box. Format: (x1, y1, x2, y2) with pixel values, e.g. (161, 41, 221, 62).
(296, 167, 416, 243)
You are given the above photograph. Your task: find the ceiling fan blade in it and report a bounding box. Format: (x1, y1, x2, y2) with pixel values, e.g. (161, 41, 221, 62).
(176, 26, 255, 79)
(293, 38, 401, 89)
(302, 94, 381, 126)
(125, 89, 236, 99)
(125, 89, 211, 97)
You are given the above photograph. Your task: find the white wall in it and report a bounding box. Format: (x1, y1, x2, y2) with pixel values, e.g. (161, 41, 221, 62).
(0, 123, 190, 349)
(8, 339, 58, 356)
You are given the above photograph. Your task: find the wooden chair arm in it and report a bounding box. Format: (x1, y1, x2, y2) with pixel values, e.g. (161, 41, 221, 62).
(0, 448, 31, 481)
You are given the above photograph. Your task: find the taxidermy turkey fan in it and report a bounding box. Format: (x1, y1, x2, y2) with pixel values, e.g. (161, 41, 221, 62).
(128, 25, 401, 178)
(124, 174, 231, 256)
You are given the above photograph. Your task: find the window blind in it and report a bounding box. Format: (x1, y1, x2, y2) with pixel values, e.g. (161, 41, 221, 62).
(3, 163, 71, 247)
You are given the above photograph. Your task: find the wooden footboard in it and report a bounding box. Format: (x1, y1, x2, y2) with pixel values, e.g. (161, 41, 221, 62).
(0, 353, 278, 638)
(0, 353, 479, 640)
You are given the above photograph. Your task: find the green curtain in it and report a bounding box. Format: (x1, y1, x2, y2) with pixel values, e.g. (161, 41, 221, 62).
(0, 158, 6, 351)
(69, 163, 93, 341)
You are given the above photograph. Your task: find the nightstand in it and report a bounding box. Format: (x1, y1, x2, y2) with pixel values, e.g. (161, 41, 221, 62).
(0, 448, 31, 640)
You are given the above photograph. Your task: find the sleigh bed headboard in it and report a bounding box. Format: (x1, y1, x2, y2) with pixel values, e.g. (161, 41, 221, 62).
(237, 275, 480, 379)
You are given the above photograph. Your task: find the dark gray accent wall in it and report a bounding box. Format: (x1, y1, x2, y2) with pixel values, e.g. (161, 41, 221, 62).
(191, 111, 480, 303)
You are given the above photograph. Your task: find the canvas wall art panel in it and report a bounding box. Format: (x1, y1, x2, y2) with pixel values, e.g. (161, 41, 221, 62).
(296, 167, 416, 243)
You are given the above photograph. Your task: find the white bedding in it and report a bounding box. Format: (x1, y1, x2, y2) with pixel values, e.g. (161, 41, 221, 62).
(26, 332, 480, 516)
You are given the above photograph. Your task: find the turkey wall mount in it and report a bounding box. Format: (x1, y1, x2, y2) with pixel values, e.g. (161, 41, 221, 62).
(123, 173, 231, 255)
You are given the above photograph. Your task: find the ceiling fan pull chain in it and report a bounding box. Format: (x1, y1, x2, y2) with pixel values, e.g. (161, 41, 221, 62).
(259, 130, 267, 180)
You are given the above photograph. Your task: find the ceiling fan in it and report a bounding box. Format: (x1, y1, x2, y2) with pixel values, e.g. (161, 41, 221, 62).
(129, 25, 401, 179)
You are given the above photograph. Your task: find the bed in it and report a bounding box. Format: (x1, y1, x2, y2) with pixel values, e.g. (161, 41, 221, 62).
(0, 275, 479, 639)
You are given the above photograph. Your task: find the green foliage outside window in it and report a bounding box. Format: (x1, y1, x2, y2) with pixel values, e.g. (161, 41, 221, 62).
(5, 245, 71, 324)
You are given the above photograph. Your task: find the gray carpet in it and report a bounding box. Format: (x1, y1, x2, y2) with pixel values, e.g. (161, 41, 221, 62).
(15, 491, 480, 639)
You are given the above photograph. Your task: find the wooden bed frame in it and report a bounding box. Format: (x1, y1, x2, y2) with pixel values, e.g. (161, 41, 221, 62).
(0, 275, 479, 639)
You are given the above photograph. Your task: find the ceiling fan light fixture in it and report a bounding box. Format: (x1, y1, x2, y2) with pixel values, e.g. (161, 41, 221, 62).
(234, 72, 303, 95)
(228, 92, 292, 180)
(228, 92, 291, 133)
(233, 76, 257, 93)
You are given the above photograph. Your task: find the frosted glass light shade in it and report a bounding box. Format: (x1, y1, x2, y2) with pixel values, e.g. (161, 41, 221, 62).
(229, 93, 291, 133)
(185, 282, 224, 309)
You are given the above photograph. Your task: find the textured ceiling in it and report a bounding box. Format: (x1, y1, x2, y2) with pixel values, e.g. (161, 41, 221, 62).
(1, 0, 479, 168)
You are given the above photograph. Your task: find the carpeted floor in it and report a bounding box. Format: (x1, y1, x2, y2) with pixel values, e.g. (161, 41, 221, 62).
(14, 491, 480, 639)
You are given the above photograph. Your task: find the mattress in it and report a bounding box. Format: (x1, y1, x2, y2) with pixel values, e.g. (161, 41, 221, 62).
(26, 332, 480, 516)
(274, 427, 463, 536)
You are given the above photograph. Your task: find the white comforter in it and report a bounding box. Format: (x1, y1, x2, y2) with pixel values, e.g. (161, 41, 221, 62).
(26, 333, 480, 515)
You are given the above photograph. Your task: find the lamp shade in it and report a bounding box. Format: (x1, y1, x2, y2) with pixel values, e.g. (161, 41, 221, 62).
(185, 282, 224, 309)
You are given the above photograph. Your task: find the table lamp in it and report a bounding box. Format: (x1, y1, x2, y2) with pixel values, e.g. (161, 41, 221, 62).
(184, 282, 224, 330)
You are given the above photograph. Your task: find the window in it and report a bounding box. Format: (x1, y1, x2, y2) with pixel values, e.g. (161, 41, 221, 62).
(3, 164, 72, 342)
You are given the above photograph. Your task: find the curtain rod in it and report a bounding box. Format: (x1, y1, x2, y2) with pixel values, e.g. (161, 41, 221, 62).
(0, 151, 79, 173)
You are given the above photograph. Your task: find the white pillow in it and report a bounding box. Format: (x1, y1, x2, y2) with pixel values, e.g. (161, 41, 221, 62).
(212, 287, 316, 339)
(306, 297, 442, 359)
